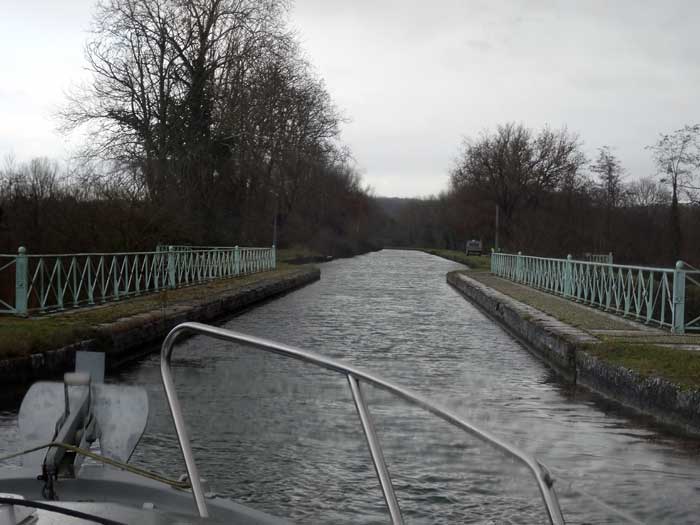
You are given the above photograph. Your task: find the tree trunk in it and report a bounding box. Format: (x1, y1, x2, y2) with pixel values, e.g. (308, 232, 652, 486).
(670, 183, 682, 261)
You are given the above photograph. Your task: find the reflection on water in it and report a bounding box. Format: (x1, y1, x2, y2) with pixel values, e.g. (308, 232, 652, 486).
(2, 250, 700, 523)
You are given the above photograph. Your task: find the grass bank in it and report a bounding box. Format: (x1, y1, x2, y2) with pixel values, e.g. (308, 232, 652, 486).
(278, 243, 382, 264)
(586, 341, 700, 392)
(0, 265, 304, 361)
(277, 247, 324, 263)
(420, 248, 491, 271)
(458, 268, 700, 392)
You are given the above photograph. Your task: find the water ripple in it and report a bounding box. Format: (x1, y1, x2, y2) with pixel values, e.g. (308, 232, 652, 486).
(2, 250, 700, 523)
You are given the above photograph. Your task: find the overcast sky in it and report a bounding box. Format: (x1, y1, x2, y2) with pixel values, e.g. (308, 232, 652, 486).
(2, 1, 699, 197)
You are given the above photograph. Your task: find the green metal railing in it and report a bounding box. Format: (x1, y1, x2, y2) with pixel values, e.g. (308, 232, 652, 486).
(0, 245, 276, 316)
(491, 252, 700, 334)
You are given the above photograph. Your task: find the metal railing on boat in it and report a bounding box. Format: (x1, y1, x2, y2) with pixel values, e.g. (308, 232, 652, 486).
(160, 322, 566, 524)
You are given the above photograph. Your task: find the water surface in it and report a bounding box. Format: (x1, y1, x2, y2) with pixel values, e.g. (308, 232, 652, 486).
(2, 250, 699, 523)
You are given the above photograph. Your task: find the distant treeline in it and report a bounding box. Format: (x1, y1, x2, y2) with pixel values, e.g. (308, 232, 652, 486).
(374, 123, 700, 266)
(0, 155, 381, 257)
(0, 0, 380, 257)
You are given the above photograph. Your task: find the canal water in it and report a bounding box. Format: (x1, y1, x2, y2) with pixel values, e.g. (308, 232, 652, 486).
(2, 249, 700, 523)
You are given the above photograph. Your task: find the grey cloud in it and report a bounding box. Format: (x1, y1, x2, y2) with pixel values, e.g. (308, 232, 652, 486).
(291, 0, 700, 196)
(2, 0, 700, 197)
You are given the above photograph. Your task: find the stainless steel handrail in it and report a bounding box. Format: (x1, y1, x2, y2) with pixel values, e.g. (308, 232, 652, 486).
(160, 322, 566, 524)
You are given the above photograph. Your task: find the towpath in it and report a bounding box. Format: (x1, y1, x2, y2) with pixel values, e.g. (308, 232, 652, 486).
(467, 270, 700, 349)
(449, 263, 700, 434)
(0, 265, 319, 384)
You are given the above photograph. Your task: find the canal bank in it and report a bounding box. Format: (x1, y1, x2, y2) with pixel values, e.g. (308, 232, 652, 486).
(448, 270, 700, 435)
(0, 266, 320, 384)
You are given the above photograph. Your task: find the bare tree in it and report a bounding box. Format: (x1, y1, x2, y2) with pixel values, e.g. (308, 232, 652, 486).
(626, 176, 670, 208)
(590, 146, 624, 249)
(61, 0, 287, 199)
(646, 124, 700, 259)
(56, 0, 368, 251)
(591, 146, 624, 207)
(450, 123, 586, 248)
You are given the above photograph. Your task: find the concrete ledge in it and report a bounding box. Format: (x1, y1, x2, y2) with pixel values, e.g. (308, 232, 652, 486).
(448, 271, 700, 434)
(447, 271, 593, 380)
(0, 267, 320, 384)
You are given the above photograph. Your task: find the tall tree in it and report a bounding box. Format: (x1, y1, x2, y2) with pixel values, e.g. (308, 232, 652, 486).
(450, 123, 586, 248)
(57, 0, 366, 251)
(590, 146, 624, 250)
(647, 125, 700, 260)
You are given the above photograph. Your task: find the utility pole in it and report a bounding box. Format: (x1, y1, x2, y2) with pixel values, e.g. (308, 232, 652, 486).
(272, 198, 278, 247)
(494, 204, 500, 251)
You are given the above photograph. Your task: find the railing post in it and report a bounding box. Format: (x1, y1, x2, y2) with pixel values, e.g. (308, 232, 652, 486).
(113, 256, 119, 301)
(99, 256, 106, 302)
(72, 256, 78, 307)
(87, 256, 94, 305)
(516, 251, 523, 282)
(57, 259, 64, 309)
(347, 375, 404, 524)
(168, 246, 176, 289)
(490, 248, 495, 273)
(564, 254, 573, 298)
(15, 246, 28, 316)
(672, 260, 686, 334)
(135, 254, 140, 295)
(271, 245, 276, 270)
(234, 245, 240, 276)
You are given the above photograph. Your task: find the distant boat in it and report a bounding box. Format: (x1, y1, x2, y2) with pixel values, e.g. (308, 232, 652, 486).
(466, 239, 483, 255)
